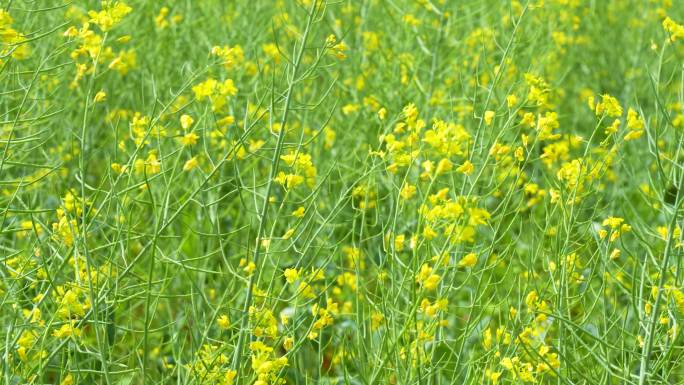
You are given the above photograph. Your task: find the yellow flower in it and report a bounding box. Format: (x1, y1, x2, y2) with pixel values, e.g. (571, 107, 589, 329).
(155, 7, 170, 29)
(457, 160, 474, 175)
(240, 259, 256, 275)
(663, 17, 684, 42)
(624, 108, 644, 140)
(180, 114, 194, 129)
(88, 1, 132, 32)
(17, 330, 36, 349)
(283, 336, 294, 351)
(436, 158, 453, 175)
(225, 370, 237, 385)
(52, 322, 81, 339)
(403, 14, 421, 27)
(211, 45, 244, 69)
(609, 248, 621, 260)
(627, 108, 644, 130)
(179, 132, 199, 146)
(274, 172, 304, 189)
(521, 112, 535, 127)
(487, 370, 502, 385)
(602, 217, 624, 229)
(416, 264, 440, 291)
(60, 374, 74, 385)
(378, 107, 387, 120)
(400, 183, 417, 200)
(217, 314, 230, 330)
(282, 228, 295, 240)
(509, 306, 518, 319)
(111, 163, 127, 174)
(183, 156, 199, 171)
(394, 234, 405, 251)
(484, 110, 495, 125)
(217, 115, 235, 127)
(93, 90, 107, 103)
(423, 225, 437, 240)
(525, 290, 538, 310)
(514, 146, 524, 162)
(624, 130, 643, 141)
(192, 78, 217, 100)
(325, 34, 337, 47)
(284, 268, 300, 283)
(605, 119, 620, 135)
(134, 153, 161, 175)
(292, 206, 305, 218)
(371, 312, 385, 330)
(458, 252, 478, 268)
(262, 42, 281, 62)
(671, 288, 684, 315)
(506, 94, 518, 108)
(501, 357, 514, 370)
(595, 94, 623, 118)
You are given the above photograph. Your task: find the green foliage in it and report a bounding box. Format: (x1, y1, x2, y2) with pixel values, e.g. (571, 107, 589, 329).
(2, 1, 684, 384)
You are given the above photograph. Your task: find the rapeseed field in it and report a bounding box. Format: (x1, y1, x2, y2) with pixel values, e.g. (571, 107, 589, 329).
(2, 1, 684, 384)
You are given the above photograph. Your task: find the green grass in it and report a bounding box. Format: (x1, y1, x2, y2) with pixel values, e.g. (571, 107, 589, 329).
(2, 0, 684, 384)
